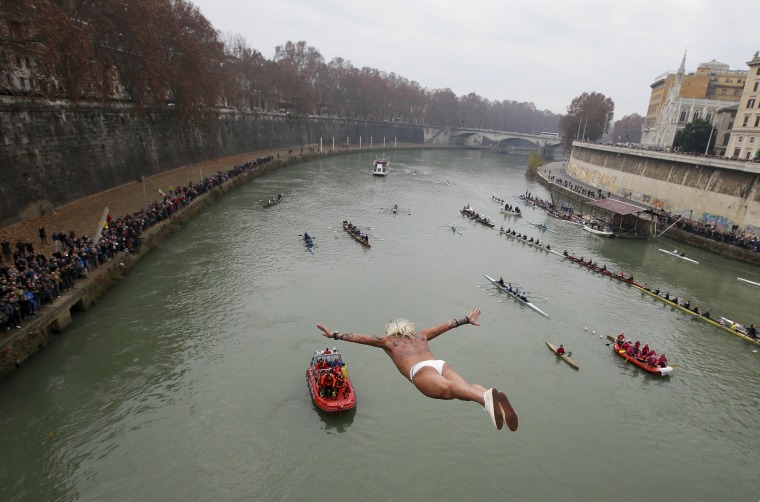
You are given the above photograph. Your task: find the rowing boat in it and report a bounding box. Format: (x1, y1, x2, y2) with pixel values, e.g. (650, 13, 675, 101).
(562, 254, 643, 287)
(483, 274, 550, 318)
(500, 209, 522, 216)
(447, 224, 463, 235)
(659, 249, 699, 264)
(303, 232, 315, 254)
(582, 224, 614, 237)
(263, 194, 283, 207)
(607, 337, 673, 376)
(737, 277, 760, 287)
(528, 221, 556, 233)
(460, 208, 495, 228)
(546, 342, 579, 370)
(342, 222, 371, 248)
(635, 286, 760, 346)
(498, 229, 554, 254)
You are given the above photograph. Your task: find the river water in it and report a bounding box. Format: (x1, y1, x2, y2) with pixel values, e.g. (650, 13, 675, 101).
(1, 149, 759, 501)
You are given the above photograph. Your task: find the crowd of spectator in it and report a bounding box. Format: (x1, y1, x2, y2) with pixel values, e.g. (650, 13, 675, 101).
(657, 212, 760, 253)
(1, 155, 274, 333)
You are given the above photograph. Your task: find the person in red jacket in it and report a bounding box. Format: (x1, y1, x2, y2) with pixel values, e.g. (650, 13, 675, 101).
(320, 372, 335, 398)
(657, 354, 669, 368)
(556, 345, 566, 355)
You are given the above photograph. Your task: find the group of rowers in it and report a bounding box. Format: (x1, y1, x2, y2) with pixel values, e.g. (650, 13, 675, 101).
(499, 227, 551, 250)
(502, 203, 521, 213)
(461, 205, 492, 225)
(614, 333, 670, 368)
(343, 221, 369, 243)
(496, 277, 530, 302)
(314, 356, 350, 399)
(561, 251, 635, 281)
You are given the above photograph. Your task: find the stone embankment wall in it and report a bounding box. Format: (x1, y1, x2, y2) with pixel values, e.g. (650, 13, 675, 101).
(0, 98, 424, 227)
(0, 160, 285, 378)
(567, 143, 760, 232)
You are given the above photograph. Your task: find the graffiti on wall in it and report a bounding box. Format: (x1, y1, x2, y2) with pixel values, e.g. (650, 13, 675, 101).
(700, 212, 733, 229)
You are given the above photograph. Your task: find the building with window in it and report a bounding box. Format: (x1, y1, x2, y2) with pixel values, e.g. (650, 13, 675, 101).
(640, 54, 746, 149)
(724, 52, 760, 160)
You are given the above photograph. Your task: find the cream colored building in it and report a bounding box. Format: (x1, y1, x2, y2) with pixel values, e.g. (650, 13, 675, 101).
(641, 54, 746, 149)
(724, 52, 760, 160)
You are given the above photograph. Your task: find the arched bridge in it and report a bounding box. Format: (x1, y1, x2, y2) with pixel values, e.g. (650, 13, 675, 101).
(422, 126, 563, 158)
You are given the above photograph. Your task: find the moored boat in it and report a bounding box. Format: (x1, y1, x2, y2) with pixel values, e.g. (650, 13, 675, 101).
(372, 158, 390, 176)
(546, 342, 579, 370)
(659, 248, 699, 264)
(582, 224, 614, 237)
(608, 338, 673, 376)
(483, 274, 550, 318)
(306, 348, 356, 413)
(342, 221, 371, 248)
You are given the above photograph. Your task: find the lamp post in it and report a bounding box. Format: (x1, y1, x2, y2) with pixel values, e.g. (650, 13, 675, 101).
(704, 110, 722, 156)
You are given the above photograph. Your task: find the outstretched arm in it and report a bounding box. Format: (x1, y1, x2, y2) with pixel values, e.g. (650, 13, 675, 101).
(316, 323, 386, 348)
(419, 307, 481, 341)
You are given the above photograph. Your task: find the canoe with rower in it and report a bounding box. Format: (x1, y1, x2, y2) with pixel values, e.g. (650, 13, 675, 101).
(483, 274, 550, 318)
(606, 335, 674, 376)
(546, 342, 579, 370)
(447, 224, 463, 235)
(659, 249, 699, 264)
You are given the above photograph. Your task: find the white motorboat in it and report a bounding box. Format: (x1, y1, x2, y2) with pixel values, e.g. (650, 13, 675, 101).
(372, 158, 389, 176)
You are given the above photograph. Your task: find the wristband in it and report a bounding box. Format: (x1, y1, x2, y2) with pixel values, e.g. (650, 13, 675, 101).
(332, 331, 338, 340)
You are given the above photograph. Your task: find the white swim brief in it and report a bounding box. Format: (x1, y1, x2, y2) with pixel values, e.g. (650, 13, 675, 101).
(409, 359, 446, 382)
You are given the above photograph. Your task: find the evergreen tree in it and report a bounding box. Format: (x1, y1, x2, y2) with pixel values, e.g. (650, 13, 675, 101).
(673, 119, 715, 154)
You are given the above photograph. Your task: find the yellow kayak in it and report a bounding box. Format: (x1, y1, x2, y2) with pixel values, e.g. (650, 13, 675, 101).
(546, 342, 579, 370)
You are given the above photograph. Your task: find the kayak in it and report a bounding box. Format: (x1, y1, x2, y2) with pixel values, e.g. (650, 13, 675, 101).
(546, 342, 579, 370)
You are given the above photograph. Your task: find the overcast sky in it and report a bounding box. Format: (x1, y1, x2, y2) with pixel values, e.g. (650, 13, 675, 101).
(190, 0, 758, 120)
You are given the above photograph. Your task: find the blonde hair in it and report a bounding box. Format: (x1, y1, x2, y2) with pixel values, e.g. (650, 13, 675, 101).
(385, 319, 415, 337)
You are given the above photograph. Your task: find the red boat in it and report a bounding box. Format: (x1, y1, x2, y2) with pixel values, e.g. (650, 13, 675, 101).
(610, 340, 674, 376)
(564, 255, 643, 287)
(306, 349, 357, 413)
